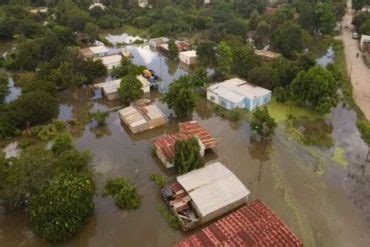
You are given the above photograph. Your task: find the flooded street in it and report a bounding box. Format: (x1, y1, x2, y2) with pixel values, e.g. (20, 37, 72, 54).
(1, 37, 370, 247)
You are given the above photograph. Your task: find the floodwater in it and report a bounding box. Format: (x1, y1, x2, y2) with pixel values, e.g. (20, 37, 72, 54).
(1, 37, 370, 247)
(4, 77, 21, 103)
(316, 46, 335, 67)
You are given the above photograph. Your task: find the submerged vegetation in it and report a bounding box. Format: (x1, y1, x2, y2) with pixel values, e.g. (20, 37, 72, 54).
(104, 177, 140, 210)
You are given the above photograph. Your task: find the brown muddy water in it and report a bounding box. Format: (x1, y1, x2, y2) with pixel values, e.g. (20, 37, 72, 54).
(1, 39, 370, 247)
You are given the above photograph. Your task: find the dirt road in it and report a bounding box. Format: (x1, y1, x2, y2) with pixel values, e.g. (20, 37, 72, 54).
(340, 1, 370, 120)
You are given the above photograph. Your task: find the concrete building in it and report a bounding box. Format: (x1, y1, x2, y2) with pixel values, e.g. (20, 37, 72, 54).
(149, 37, 170, 48)
(179, 50, 197, 65)
(207, 78, 271, 111)
(153, 121, 217, 168)
(176, 200, 302, 246)
(136, 75, 150, 93)
(162, 162, 250, 230)
(94, 79, 120, 100)
(360, 35, 370, 51)
(89, 3, 106, 10)
(89, 46, 110, 57)
(255, 49, 281, 60)
(119, 101, 166, 134)
(98, 54, 122, 70)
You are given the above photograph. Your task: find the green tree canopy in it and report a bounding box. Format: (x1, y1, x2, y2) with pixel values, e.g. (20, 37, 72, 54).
(290, 66, 339, 114)
(162, 78, 196, 118)
(272, 21, 305, 58)
(174, 137, 203, 174)
(216, 41, 233, 79)
(314, 3, 336, 35)
(27, 173, 94, 242)
(250, 107, 277, 141)
(118, 75, 144, 104)
(360, 19, 370, 35)
(168, 39, 179, 59)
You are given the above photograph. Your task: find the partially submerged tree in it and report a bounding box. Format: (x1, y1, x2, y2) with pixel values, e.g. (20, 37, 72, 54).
(118, 75, 144, 105)
(168, 39, 179, 59)
(174, 137, 203, 174)
(162, 78, 196, 119)
(104, 177, 140, 210)
(250, 107, 277, 141)
(27, 173, 94, 242)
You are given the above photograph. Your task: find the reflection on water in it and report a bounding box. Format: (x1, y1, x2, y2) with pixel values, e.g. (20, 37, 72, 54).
(4, 77, 21, 103)
(316, 46, 335, 67)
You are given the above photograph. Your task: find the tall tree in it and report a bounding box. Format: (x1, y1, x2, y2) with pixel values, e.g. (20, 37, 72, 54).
(174, 137, 203, 174)
(272, 21, 305, 58)
(118, 75, 144, 104)
(216, 41, 233, 79)
(314, 3, 336, 35)
(250, 107, 277, 141)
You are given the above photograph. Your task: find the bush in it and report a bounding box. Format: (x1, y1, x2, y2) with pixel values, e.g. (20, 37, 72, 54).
(52, 133, 73, 155)
(118, 75, 144, 105)
(27, 173, 94, 242)
(104, 178, 140, 210)
(149, 173, 166, 188)
(54, 150, 90, 173)
(357, 119, 370, 145)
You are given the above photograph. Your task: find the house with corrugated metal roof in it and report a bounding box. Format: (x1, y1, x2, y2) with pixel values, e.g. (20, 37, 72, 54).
(207, 78, 271, 111)
(161, 162, 250, 231)
(176, 200, 303, 247)
(119, 101, 166, 134)
(153, 121, 217, 168)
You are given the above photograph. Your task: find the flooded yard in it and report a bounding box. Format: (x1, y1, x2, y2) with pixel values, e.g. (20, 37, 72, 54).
(1, 36, 370, 247)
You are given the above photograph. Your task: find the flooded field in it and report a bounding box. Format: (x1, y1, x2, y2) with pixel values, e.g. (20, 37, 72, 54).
(1, 37, 370, 247)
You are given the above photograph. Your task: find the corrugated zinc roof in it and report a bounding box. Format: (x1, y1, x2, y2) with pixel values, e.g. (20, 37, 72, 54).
(179, 121, 217, 149)
(179, 50, 197, 58)
(176, 200, 303, 247)
(153, 133, 193, 162)
(176, 162, 249, 218)
(94, 79, 120, 94)
(89, 45, 109, 54)
(119, 106, 147, 128)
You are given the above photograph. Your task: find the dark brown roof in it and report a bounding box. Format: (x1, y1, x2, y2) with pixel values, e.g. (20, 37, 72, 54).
(175, 200, 302, 247)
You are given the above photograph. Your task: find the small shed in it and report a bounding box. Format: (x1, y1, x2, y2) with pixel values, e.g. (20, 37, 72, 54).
(360, 35, 370, 51)
(162, 162, 249, 230)
(179, 50, 197, 65)
(207, 78, 271, 111)
(119, 101, 166, 134)
(176, 200, 302, 247)
(94, 79, 120, 100)
(136, 75, 150, 93)
(89, 46, 110, 57)
(153, 121, 217, 168)
(98, 54, 122, 70)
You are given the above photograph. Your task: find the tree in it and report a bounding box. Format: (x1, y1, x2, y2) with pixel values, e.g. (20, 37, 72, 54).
(190, 67, 209, 90)
(290, 66, 338, 114)
(53, 150, 90, 173)
(118, 75, 144, 104)
(360, 19, 370, 35)
(297, 2, 315, 32)
(272, 21, 305, 58)
(250, 107, 277, 141)
(162, 79, 196, 118)
(174, 137, 203, 174)
(232, 45, 258, 79)
(103, 178, 140, 209)
(168, 39, 179, 59)
(0, 72, 8, 103)
(271, 57, 300, 87)
(52, 133, 73, 155)
(196, 41, 216, 66)
(27, 173, 94, 242)
(216, 41, 233, 79)
(248, 65, 278, 90)
(6, 91, 59, 129)
(314, 3, 336, 35)
(248, 10, 259, 30)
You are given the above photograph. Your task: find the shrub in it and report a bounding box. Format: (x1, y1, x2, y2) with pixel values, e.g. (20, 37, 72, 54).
(52, 133, 73, 155)
(149, 173, 166, 188)
(174, 138, 203, 174)
(104, 178, 140, 210)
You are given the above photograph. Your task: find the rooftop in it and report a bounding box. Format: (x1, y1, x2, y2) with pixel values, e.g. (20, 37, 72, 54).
(179, 121, 217, 149)
(94, 79, 120, 94)
(208, 78, 271, 103)
(89, 45, 109, 55)
(176, 162, 249, 218)
(153, 133, 194, 162)
(176, 200, 302, 247)
(255, 49, 281, 59)
(99, 54, 122, 65)
(180, 50, 197, 58)
(119, 102, 165, 128)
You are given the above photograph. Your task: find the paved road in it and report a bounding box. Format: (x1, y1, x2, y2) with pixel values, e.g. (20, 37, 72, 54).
(340, 1, 370, 120)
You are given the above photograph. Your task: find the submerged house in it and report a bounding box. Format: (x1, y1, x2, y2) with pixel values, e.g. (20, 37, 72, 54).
(179, 50, 197, 65)
(162, 162, 250, 230)
(176, 200, 303, 246)
(149, 37, 169, 48)
(153, 121, 217, 168)
(207, 78, 271, 111)
(119, 101, 166, 134)
(98, 54, 122, 70)
(89, 45, 110, 57)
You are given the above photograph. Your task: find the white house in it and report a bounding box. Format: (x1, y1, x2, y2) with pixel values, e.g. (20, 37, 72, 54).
(94, 79, 121, 100)
(89, 3, 106, 10)
(207, 78, 271, 111)
(138, 0, 149, 8)
(360, 34, 370, 51)
(179, 50, 197, 65)
(98, 54, 122, 70)
(89, 46, 109, 57)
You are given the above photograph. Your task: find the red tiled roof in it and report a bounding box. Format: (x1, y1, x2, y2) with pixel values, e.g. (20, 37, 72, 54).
(179, 121, 218, 149)
(153, 133, 193, 162)
(175, 200, 303, 247)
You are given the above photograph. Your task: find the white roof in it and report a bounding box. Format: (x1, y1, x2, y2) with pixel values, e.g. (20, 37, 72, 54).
(180, 50, 197, 58)
(137, 75, 149, 88)
(159, 43, 169, 51)
(95, 79, 120, 94)
(143, 104, 164, 120)
(89, 46, 109, 55)
(177, 162, 249, 218)
(99, 54, 122, 66)
(208, 78, 271, 103)
(361, 34, 370, 42)
(89, 3, 106, 9)
(119, 106, 147, 128)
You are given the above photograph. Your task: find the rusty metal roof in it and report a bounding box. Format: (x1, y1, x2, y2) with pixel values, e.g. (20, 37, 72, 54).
(175, 200, 303, 247)
(179, 121, 217, 149)
(153, 133, 193, 162)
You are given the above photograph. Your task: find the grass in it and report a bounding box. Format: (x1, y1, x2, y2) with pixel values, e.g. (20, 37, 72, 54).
(331, 147, 348, 168)
(158, 205, 180, 230)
